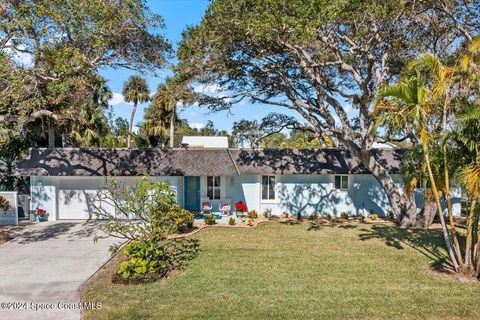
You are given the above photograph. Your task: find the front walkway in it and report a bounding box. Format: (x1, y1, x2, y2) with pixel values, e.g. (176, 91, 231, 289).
(0, 221, 118, 320)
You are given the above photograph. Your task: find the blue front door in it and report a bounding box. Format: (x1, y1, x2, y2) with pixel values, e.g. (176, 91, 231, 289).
(184, 176, 200, 211)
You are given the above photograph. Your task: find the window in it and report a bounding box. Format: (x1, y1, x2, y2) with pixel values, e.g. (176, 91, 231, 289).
(335, 175, 349, 190)
(262, 175, 276, 200)
(207, 176, 221, 200)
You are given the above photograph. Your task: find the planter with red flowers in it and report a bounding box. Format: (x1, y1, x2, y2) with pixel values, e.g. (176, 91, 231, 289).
(36, 208, 49, 222)
(234, 201, 248, 218)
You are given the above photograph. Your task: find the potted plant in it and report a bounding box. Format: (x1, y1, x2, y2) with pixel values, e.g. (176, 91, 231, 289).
(36, 208, 49, 222)
(234, 201, 248, 218)
(0, 196, 11, 215)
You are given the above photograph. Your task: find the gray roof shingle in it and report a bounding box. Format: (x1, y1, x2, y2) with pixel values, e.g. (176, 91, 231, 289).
(15, 148, 405, 176)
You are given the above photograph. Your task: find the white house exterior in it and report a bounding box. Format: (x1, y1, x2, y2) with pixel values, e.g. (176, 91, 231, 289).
(17, 148, 462, 221)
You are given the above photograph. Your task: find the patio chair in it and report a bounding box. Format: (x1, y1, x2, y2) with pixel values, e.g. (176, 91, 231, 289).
(219, 199, 231, 216)
(201, 198, 213, 216)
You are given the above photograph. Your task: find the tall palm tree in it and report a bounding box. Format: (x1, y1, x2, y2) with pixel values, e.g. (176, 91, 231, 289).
(145, 78, 179, 148)
(409, 54, 464, 264)
(376, 68, 460, 272)
(122, 76, 150, 148)
(452, 104, 480, 275)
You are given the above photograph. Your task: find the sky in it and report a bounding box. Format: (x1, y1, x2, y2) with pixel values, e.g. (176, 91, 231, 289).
(100, 0, 301, 132)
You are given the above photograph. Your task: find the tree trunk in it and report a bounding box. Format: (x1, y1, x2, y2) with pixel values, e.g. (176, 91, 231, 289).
(128, 102, 137, 149)
(475, 236, 480, 278)
(424, 150, 459, 272)
(421, 196, 436, 228)
(443, 149, 463, 265)
(465, 198, 477, 267)
(48, 125, 55, 148)
(169, 114, 174, 148)
(61, 130, 68, 147)
(345, 141, 417, 226)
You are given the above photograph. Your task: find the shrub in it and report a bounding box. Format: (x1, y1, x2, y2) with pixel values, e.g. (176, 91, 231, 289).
(168, 209, 194, 233)
(326, 214, 332, 221)
(116, 237, 199, 283)
(309, 213, 319, 221)
(247, 219, 254, 226)
(247, 210, 258, 219)
(263, 208, 272, 218)
(281, 211, 289, 218)
(370, 213, 379, 221)
(228, 217, 236, 225)
(340, 212, 349, 220)
(90, 177, 201, 283)
(204, 214, 216, 225)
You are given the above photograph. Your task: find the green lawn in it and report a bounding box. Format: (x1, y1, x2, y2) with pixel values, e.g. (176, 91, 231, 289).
(82, 222, 480, 319)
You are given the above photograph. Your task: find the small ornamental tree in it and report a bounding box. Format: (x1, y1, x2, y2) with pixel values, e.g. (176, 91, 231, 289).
(90, 177, 198, 283)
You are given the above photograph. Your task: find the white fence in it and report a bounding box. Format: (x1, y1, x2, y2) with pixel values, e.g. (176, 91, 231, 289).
(0, 191, 18, 226)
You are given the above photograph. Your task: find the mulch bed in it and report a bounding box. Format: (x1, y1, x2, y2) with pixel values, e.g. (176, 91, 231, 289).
(0, 225, 24, 245)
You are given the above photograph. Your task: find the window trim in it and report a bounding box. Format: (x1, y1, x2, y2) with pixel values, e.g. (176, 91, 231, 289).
(261, 175, 278, 203)
(206, 176, 221, 200)
(334, 175, 349, 190)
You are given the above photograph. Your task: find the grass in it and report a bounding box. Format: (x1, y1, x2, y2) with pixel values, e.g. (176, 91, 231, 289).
(82, 222, 480, 319)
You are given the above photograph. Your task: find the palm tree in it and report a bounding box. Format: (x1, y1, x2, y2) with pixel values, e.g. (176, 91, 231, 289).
(452, 104, 480, 275)
(143, 77, 186, 148)
(376, 66, 460, 272)
(152, 81, 177, 148)
(122, 76, 150, 148)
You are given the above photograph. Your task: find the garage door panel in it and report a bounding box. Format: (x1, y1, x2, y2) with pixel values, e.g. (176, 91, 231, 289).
(58, 189, 96, 220)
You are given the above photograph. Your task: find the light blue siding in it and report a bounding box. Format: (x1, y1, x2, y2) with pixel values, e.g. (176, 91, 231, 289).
(352, 174, 404, 216)
(31, 173, 462, 220)
(268, 175, 355, 217)
(225, 175, 259, 212)
(155, 176, 184, 207)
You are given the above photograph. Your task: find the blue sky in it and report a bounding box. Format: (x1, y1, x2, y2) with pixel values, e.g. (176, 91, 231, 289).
(100, 0, 301, 132)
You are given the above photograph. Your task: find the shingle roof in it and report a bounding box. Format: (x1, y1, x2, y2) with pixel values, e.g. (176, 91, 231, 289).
(15, 148, 405, 176)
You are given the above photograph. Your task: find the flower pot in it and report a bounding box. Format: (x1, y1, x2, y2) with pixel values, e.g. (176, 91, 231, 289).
(38, 214, 49, 222)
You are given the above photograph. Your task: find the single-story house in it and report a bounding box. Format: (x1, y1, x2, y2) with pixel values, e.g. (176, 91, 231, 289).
(15, 147, 462, 221)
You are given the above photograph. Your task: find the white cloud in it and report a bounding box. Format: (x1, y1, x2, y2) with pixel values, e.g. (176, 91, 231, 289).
(190, 122, 205, 129)
(109, 92, 132, 106)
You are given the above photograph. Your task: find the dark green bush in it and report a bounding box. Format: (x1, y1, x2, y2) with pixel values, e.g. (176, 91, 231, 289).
(340, 212, 349, 220)
(116, 237, 199, 283)
(204, 214, 216, 225)
(247, 210, 258, 219)
(228, 217, 236, 225)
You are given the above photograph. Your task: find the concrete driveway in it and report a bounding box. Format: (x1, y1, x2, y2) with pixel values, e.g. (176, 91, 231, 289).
(0, 221, 118, 320)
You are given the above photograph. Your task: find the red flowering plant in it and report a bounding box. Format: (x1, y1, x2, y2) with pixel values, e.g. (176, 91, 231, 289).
(235, 201, 248, 212)
(36, 208, 48, 217)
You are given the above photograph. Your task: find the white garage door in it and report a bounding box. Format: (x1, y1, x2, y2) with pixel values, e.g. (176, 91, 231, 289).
(57, 189, 96, 219)
(57, 177, 109, 220)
